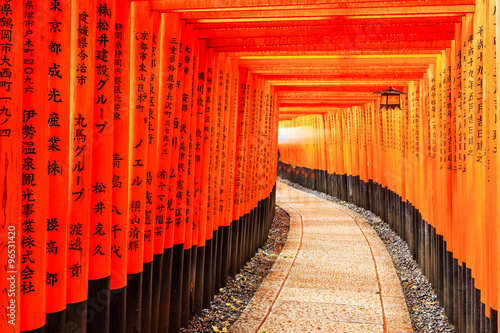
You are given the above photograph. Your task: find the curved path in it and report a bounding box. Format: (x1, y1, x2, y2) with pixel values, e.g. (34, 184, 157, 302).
(229, 182, 413, 333)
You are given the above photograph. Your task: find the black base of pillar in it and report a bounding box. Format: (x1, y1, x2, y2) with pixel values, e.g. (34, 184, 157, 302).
(46, 309, 66, 333)
(229, 219, 240, 277)
(193, 245, 205, 315)
(45, 309, 66, 333)
(181, 246, 192, 327)
(141, 261, 153, 333)
(158, 247, 173, 333)
(169, 244, 184, 333)
(151, 253, 163, 333)
(110, 287, 126, 333)
(212, 227, 220, 298)
(126, 272, 143, 333)
(491, 309, 498, 333)
(87, 276, 111, 333)
(189, 245, 198, 318)
(66, 300, 87, 333)
(203, 238, 214, 309)
(220, 225, 231, 289)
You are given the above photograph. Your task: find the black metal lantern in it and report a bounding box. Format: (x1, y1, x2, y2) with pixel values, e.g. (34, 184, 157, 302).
(373, 85, 406, 109)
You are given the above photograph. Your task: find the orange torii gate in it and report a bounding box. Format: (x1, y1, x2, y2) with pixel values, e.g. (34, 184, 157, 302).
(0, 1, 278, 332)
(0, 0, 499, 333)
(277, 3, 498, 333)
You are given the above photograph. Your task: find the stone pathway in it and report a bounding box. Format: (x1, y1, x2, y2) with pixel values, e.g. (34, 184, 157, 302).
(229, 182, 413, 333)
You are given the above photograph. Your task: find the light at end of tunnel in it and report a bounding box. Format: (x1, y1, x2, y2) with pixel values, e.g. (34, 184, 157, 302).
(278, 126, 318, 144)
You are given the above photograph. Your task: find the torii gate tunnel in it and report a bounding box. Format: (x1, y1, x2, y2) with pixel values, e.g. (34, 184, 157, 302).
(0, 0, 499, 332)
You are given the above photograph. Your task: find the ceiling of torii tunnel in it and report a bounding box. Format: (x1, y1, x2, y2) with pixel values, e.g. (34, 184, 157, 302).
(154, 0, 473, 120)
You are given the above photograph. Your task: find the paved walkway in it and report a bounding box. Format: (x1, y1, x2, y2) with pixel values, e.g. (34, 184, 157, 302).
(229, 182, 412, 333)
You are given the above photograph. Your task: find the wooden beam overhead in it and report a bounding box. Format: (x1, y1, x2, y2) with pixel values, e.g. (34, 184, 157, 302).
(152, 0, 468, 119)
(279, 106, 365, 113)
(278, 91, 384, 98)
(206, 32, 455, 48)
(274, 85, 407, 93)
(251, 67, 430, 76)
(190, 16, 463, 29)
(279, 97, 381, 103)
(197, 23, 456, 39)
(258, 74, 424, 81)
(237, 55, 437, 68)
(152, 0, 474, 11)
(224, 49, 446, 57)
(279, 108, 332, 113)
(174, 6, 473, 20)
(213, 39, 452, 52)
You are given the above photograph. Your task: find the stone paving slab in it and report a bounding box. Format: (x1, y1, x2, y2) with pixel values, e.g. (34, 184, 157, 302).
(229, 182, 412, 333)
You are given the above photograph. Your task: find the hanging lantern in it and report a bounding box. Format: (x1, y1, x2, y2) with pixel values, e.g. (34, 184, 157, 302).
(373, 85, 406, 109)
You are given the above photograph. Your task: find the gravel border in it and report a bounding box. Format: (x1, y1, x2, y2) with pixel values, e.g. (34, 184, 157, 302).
(181, 206, 290, 333)
(278, 178, 455, 333)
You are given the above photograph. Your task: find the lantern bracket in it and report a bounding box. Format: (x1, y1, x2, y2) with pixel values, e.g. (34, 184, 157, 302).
(373, 85, 407, 109)
(373, 85, 406, 96)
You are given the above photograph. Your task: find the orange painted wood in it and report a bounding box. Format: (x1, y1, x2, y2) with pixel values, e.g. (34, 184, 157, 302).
(214, 40, 452, 53)
(262, 68, 428, 75)
(484, 0, 498, 312)
(238, 56, 437, 67)
(153, 0, 474, 11)
(183, 29, 199, 249)
(232, 67, 250, 221)
(193, 41, 209, 247)
(454, 20, 466, 265)
(197, 23, 456, 39)
(264, 82, 275, 194)
(210, 52, 227, 231)
(241, 71, 254, 216)
(495, 1, 500, 317)
(207, 53, 220, 234)
(254, 78, 266, 203)
(127, 0, 153, 274)
(0, 2, 22, 332)
(463, 13, 475, 273)
(274, 84, 414, 93)
(358, 106, 368, 182)
(448, 25, 459, 261)
(153, 12, 178, 254)
(245, 76, 259, 213)
(174, 4, 475, 20)
(366, 102, 375, 181)
(67, 0, 96, 306)
(46, 0, 71, 315)
(201, 49, 216, 242)
(225, 59, 240, 225)
(111, 0, 132, 290)
(472, 0, 486, 302)
(158, 13, 181, 250)
(442, 48, 453, 253)
(218, 58, 235, 227)
(143, 10, 161, 264)
(262, 74, 426, 82)
(192, 16, 463, 31)
(20, 1, 49, 328)
(207, 33, 455, 49)
(171, 22, 188, 247)
(227, 49, 447, 58)
(89, 0, 115, 281)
